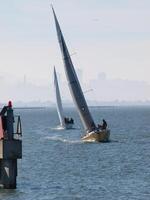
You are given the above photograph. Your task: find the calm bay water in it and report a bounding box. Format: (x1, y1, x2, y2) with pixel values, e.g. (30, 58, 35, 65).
(0, 106, 150, 200)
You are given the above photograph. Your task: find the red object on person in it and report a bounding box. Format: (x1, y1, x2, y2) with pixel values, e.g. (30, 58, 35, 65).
(8, 101, 12, 108)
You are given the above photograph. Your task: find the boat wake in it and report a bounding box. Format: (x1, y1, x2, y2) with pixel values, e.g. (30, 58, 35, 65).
(44, 136, 82, 144)
(51, 126, 65, 130)
(51, 126, 78, 131)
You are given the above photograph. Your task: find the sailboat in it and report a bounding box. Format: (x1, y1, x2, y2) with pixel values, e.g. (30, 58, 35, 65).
(53, 66, 74, 129)
(52, 7, 110, 142)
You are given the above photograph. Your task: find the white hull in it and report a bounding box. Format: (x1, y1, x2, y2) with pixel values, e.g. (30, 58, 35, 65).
(81, 129, 110, 142)
(65, 123, 74, 129)
(57, 123, 74, 130)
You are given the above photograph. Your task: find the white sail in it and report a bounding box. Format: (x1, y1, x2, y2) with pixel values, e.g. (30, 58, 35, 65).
(53, 67, 65, 127)
(52, 7, 96, 133)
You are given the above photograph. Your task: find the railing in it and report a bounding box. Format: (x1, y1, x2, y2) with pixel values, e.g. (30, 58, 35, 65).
(13, 115, 22, 140)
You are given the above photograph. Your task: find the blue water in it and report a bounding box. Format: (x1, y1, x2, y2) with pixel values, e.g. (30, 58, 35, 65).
(0, 106, 150, 200)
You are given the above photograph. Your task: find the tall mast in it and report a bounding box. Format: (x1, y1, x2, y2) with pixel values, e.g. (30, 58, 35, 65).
(52, 7, 96, 132)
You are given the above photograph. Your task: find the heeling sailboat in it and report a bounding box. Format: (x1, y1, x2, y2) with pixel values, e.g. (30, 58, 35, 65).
(52, 7, 110, 142)
(53, 67, 74, 129)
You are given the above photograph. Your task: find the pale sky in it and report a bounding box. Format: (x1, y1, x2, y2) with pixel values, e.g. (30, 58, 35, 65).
(0, 0, 150, 103)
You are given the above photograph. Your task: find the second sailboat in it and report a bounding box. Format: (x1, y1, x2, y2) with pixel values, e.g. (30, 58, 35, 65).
(54, 67, 74, 129)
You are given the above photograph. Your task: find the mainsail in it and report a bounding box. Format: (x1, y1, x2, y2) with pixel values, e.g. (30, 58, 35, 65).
(52, 7, 96, 133)
(54, 66, 65, 127)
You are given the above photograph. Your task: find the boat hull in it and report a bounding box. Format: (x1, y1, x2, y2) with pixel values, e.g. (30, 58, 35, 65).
(57, 123, 74, 130)
(65, 123, 74, 129)
(81, 129, 110, 142)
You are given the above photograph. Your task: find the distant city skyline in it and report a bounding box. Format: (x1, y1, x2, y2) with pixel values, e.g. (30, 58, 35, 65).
(0, 70, 150, 105)
(0, 0, 150, 103)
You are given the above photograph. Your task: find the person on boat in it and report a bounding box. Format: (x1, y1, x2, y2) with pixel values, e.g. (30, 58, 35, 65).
(98, 119, 107, 130)
(70, 118, 74, 124)
(64, 117, 74, 124)
(64, 117, 67, 123)
(102, 119, 107, 130)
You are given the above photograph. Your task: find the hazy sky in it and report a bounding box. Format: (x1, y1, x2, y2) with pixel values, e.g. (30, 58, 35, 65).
(0, 0, 150, 103)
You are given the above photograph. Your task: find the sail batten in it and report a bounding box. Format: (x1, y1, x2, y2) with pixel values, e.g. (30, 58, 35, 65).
(54, 67, 65, 127)
(52, 7, 96, 132)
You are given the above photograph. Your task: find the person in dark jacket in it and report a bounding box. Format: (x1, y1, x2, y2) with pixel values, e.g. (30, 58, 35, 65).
(102, 119, 107, 130)
(98, 119, 107, 130)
